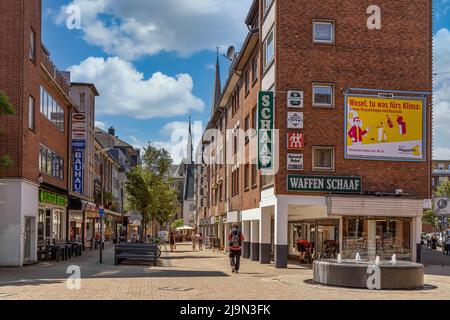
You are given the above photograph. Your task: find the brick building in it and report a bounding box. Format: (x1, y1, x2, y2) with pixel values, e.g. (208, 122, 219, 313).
(198, 0, 432, 267)
(0, 0, 74, 266)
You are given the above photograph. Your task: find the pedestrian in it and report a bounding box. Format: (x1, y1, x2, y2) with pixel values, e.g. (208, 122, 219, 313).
(170, 232, 176, 252)
(192, 233, 197, 251)
(198, 233, 203, 251)
(228, 224, 244, 274)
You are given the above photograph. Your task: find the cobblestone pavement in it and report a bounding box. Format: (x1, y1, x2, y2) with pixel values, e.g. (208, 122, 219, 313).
(0, 243, 449, 300)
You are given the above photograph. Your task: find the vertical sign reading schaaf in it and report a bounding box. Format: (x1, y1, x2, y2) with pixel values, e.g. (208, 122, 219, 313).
(73, 150, 83, 194)
(258, 91, 275, 170)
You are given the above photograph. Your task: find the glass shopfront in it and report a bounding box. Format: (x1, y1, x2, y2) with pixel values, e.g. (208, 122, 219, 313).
(289, 219, 340, 259)
(342, 216, 411, 261)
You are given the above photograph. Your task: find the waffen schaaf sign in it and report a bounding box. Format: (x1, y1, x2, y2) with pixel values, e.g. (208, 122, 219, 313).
(258, 91, 274, 170)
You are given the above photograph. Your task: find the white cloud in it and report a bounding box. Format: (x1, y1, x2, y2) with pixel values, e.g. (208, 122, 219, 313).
(68, 56, 204, 119)
(154, 121, 203, 164)
(95, 121, 107, 130)
(433, 28, 450, 157)
(57, 0, 251, 60)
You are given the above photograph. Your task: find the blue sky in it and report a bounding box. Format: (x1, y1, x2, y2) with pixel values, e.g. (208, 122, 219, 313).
(41, 0, 450, 162)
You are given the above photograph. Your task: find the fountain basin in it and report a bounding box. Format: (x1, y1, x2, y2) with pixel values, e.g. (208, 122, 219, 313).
(313, 259, 424, 290)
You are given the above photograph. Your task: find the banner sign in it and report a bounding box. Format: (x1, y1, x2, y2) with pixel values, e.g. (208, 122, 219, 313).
(258, 91, 275, 170)
(345, 94, 426, 161)
(287, 154, 304, 171)
(287, 175, 362, 193)
(73, 150, 83, 194)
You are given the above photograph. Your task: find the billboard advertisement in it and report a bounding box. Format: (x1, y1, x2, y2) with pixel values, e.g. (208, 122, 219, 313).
(345, 94, 426, 161)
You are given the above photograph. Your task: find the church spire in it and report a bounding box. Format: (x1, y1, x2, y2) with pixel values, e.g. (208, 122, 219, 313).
(187, 116, 193, 163)
(211, 47, 222, 115)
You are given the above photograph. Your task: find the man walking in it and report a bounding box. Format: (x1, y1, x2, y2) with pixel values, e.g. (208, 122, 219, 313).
(228, 224, 244, 274)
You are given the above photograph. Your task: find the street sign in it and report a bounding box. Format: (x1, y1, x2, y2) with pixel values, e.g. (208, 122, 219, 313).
(99, 206, 105, 217)
(435, 198, 450, 216)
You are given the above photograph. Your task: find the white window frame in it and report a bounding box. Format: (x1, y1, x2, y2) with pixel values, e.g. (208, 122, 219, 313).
(312, 146, 335, 171)
(313, 20, 335, 44)
(264, 27, 275, 69)
(28, 95, 35, 130)
(312, 83, 334, 108)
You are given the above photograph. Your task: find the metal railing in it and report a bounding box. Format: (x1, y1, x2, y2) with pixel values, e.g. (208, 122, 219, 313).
(41, 49, 70, 96)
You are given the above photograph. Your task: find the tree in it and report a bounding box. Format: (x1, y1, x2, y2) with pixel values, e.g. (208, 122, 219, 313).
(125, 143, 178, 239)
(171, 219, 184, 231)
(0, 91, 15, 176)
(423, 209, 438, 227)
(435, 178, 450, 197)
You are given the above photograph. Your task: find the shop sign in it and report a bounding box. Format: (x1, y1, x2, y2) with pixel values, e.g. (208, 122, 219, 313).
(39, 190, 67, 206)
(73, 150, 83, 194)
(287, 154, 304, 171)
(72, 112, 87, 144)
(287, 112, 304, 129)
(287, 90, 304, 108)
(287, 175, 362, 193)
(258, 91, 274, 170)
(72, 140, 86, 149)
(345, 94, 426, 161)
(287, 132, 304, 150)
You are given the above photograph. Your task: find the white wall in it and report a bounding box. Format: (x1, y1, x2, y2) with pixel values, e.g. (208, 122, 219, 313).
(0, 179, 38, 266)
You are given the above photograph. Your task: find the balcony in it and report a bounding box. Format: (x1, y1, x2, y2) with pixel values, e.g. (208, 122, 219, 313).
(41, 47, 70, 97)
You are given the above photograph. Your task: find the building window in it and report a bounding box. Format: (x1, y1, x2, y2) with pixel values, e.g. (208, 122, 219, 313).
(312, 146, 334, 171)
(244, 69, 250, 96)
(39, 144, 64, 179)
(252, 55, 258, 84)
(53, 210, 64, 240)
(252, 107, 257, 130)
(313, 20, 334, 44)
(252, 164, 258, 188)
(313, 84, 334, 107)
(219, 183, 223, 202)
(244, 164, 250, 191)
(263, 0, 274, 14)
(40, 86, 65, 131)
(244, 115, 250, 144)
(30, 29, 36, 62)
(28, 96, 35, 130)
(79, 92, 86, 112)
(264, 28, 274, 68)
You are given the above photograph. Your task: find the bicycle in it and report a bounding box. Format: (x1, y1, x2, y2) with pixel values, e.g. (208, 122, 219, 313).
(147, 236, 162, 258)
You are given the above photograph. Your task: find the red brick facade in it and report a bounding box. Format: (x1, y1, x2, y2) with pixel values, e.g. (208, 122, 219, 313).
(0, 0, 71, 191)
(274, 0, 433, 199)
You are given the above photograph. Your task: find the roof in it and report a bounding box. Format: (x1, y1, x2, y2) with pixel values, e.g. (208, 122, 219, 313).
(71, 82, 100, 96)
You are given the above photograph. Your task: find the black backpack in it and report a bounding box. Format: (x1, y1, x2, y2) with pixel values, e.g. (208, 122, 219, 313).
(230, 229, 242, 247)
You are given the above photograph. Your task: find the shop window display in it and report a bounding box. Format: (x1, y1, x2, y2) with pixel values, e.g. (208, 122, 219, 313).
(342, 217, 411, 261)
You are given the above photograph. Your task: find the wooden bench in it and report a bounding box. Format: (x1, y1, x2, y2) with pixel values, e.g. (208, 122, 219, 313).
(114, 244, 158, 266)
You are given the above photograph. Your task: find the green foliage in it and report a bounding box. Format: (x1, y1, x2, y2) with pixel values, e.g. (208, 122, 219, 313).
(125, 143, 178, 237)
(423, 209, 438, 226)
(435, 178, 450, 197)
(0, 91, 15, 176)
(0, 91, 15, 116)
(171, 219, 184, 231)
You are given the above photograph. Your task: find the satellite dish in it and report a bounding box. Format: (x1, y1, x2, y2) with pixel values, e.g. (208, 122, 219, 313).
(226, 46, 236, 60)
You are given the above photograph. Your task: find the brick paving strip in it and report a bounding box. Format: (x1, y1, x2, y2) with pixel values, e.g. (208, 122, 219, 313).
(0, 243, 449, 300)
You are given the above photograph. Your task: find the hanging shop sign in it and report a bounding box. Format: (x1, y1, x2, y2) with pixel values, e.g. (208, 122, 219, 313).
(258, 91, 275, 170)
(287, 153, 304, 171)
(434, 198, 450, 216)
(287, 90, 304, 108)
(72, 112, 87, 143)
(287, 132, 304, 150)
(73, 150, 83, 194)
(39, 190, 67, 206)
(287, 175, 362, 193)
(287, 112, 304, 129)
(345, 94, 426, 161)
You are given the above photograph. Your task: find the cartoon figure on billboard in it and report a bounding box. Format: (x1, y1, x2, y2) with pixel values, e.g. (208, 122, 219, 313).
(347, 117, 370, 145)
(397, 116, 407, 135)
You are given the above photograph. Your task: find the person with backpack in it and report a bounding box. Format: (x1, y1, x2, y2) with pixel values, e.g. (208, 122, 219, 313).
(228, 224, 244, 273)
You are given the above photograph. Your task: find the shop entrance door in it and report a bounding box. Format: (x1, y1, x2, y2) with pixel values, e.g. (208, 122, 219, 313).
(24, 217, 33, 263)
